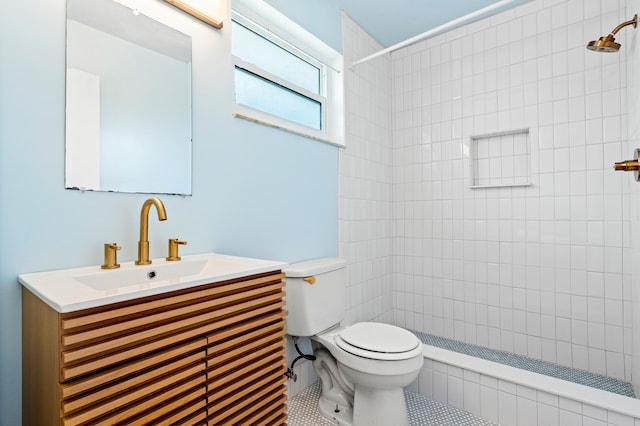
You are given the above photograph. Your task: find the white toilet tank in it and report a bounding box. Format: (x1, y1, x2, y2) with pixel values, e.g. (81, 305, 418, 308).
(283, 258, 347, 337)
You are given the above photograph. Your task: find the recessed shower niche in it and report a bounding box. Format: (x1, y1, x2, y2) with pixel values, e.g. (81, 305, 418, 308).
(469, 128, 531, 189)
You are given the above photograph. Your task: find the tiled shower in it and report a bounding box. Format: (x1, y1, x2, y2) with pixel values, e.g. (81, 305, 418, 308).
(340, 0, 640, 394)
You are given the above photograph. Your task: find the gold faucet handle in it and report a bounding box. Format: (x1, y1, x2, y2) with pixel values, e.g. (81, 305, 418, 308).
(166, 238, 187, 261)
(101, 243, 121, 269)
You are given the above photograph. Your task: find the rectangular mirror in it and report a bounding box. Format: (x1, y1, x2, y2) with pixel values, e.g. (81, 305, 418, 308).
(65, 0, 193, 195)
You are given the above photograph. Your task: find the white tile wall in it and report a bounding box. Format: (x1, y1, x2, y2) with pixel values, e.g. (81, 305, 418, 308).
(391, 0, 633, 380)
(339, 14, 394, 326)
(337, 0, 640, 404)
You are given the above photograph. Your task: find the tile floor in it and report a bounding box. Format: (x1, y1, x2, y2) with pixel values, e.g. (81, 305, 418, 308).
(287, 381, 497, 426)
(412, 330, 636, 397)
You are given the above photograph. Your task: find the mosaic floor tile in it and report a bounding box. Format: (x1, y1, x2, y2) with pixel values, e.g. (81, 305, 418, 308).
(412, 330, 636, 398)
(287, 381, 496, 426)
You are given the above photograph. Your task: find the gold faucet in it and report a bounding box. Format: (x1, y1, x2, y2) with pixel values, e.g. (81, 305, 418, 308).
(135, 197, 167, 265)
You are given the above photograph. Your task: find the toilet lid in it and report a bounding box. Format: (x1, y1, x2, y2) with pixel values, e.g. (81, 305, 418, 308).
(336, 322, 421, 360)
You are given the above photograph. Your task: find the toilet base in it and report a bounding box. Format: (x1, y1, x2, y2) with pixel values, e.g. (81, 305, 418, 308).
(318, 395, 354, 426)
(352, 386, 408, 426)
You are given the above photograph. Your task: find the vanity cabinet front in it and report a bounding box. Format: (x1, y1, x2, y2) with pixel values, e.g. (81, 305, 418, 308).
(23, 270, 288, 425)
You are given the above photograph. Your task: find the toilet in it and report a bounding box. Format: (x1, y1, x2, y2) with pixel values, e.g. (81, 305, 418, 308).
(284, 258, 423, 426)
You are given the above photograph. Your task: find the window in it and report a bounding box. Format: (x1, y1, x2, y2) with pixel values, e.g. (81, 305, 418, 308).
(231, 0, 344, 146)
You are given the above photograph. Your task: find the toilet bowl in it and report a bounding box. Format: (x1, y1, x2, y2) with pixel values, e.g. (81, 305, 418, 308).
(284, 258, 424, 426)
(312, 323, 423, 426)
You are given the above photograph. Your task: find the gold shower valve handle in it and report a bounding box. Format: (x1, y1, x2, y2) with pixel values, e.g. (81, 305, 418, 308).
(303, 276, 316, 285)
(166, 238, 187, 261)
(101, 243, 121, 269)
(614, 149, 640, 181)
(614, 160, 640, 181)
(614, 160, 640, 171)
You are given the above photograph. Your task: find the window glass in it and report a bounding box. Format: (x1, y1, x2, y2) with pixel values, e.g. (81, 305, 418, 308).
(232, 21, 320, 94)
(230, 3, 343, 146)
(234, 67, 322, 130)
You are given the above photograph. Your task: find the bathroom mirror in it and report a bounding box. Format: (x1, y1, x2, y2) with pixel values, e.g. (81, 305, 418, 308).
(65, 0, 193, 195)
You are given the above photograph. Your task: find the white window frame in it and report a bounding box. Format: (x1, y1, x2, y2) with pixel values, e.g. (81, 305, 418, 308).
(231, 0, 344, 147)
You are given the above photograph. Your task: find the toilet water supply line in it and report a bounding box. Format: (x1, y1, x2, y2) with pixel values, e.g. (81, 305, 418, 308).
(285, 336, 316, 382)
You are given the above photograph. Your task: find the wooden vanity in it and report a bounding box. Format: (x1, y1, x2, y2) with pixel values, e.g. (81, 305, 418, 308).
(22, 268, 288, 425)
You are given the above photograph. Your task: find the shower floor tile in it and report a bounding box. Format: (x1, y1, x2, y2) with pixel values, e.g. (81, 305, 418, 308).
(412, 330, 636, 398)
(287, 381, 496, 426)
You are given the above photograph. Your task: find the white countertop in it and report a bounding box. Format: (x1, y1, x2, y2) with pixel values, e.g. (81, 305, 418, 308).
(19, 252, 287, 313)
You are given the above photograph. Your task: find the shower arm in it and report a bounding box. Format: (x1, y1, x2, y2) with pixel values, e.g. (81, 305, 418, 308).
(608, 15, 637, 37)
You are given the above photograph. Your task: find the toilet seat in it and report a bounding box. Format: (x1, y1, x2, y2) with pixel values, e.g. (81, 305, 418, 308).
(335, 322, 422, 361)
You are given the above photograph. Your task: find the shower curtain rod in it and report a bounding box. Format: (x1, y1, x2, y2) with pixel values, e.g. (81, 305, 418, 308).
(349, 0, 522, 68)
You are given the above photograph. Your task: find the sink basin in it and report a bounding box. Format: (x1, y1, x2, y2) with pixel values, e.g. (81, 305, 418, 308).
(76, 258, 208, 291)
(19, 253, 287, 313)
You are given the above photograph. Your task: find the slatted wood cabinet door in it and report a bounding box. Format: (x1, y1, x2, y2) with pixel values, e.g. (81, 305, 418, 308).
(22, 270, 288, 425)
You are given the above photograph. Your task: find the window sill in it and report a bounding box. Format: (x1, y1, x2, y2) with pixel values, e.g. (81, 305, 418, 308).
(232, 108, 345, 148)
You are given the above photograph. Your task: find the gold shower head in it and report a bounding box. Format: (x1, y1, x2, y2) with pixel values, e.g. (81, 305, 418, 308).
(587, 15, 637, 52)
(587, 35, 622, 52)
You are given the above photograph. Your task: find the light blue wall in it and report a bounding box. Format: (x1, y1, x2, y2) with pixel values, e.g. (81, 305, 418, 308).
(265, 0, 343, 52)
(0, 0, 337, 423)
